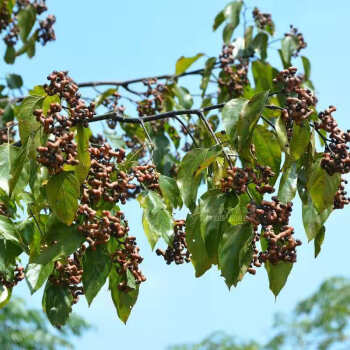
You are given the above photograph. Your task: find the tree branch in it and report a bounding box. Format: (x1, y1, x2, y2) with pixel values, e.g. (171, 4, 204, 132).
(77, 63, 220, 89)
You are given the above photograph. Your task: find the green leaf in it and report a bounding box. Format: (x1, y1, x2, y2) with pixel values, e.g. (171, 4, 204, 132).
(251, 32, 268, 60)
(0, 216, 21, 246)
(222, 97, 248, 143)
(252, 125, 281, 182)
(75, 126, 92, 183)
(301, 56, 311, 81)
(307, 158, 340, 213)
(109, 268, 139, 324)
(32, 221, 84, 265)
(213, 10, 225, 31)
(42, 94, 60, 115)
(265, 261, 293, 297)
(177, 146, 222, 211)
(237, 91, 269, 161)
(186, 207, 211, 277)
(47, 172, 80, 225)
(252, 61, 278, 93)
(17, 95, 44, 143)
(173, 85, 193, 109)
(0, 144, 12, 195)
(278, 160, 298, 204)
(290, 124, 310, 161)
(17, 5, 36, 43)
(9, 136, 32, 196)
(228, 193, 250, 226)
(43, 282, 73, 327)
(175, 53, 204, 75)
(302, 195, 332, 242)
(200, 190, 238, 265)
(223, 23, 235, 44)
(83, 245, 112, 305)
(158, 174, 182, 211)
(4, 46, 16, 64)
(275, 115, 290, 154)
(0, 284, 12, 309)
(25, 262, 54, 295)
(281, 35, 298, 67)
(223, 1, 242, 29)
(137, 191, 173, 249)
(314, 226, 325, 258)
(6, 74, 23, 89)
(200, 57, 217, 96)
(218, 223, 254, 288)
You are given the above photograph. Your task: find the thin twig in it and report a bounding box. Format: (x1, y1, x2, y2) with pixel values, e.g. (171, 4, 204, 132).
(29, 208, 44, 236)
(261, 115, 276, 130)
(77, 63, 220, 89)
(173, 115, 198, 148)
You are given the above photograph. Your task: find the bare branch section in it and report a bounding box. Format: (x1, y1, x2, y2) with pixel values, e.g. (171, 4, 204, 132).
(77, 64, 220, 88)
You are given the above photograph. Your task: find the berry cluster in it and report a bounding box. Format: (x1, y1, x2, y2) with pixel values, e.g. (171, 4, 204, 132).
(218, 44, 248, 98)
(0, 0, 55, 48)
(49, 253, 84, 304)
(334, 179, 350, 209)
(156, 220, 190, 265)
(315, 106, 350, 175)
(132, 164, 159, 192)
(35, 103, 79, 174)
(285, 25, 307, 56)
(111, 236, 146, 292)
(37, 14, 55, 46)
(137, 79, 167, 117)
(102, 91, 126, 129)
(246, 197, 301, 274)
(274, 67, 317, 138)
(81, 143, 135, 206)
(77, 208, 129, 248)
(0, 120, 15, 145)
(0, 265, 24, 289)
(44, 71, 95, 126)
(220, 165, 275, 195)
(252, 7, 273, 29)
(0, 202, 7, 216)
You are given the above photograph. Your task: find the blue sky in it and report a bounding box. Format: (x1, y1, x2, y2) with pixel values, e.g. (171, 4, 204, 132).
(7, 0, 350, 349)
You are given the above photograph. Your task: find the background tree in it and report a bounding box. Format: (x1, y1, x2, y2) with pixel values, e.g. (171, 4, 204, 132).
(168, 277, 350, 350)
(0, 296, 90, 349)
(0, 0, 349, 328)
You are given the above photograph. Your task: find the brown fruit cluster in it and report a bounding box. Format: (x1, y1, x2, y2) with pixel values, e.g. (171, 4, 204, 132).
(37, 14, 55, 45)
(35, 103, 79, 174)
(246, 197, 301, 274)
(252, 7, 273, 29)
(132, 164, 159, 192)
(0, 120, 15, 145)
(285, 25, 307, 56)
(315, 106, 350, 175)
(111, 236, 146, 292)
(77, 208, 129, 248)
(156, 220, 190, 265)
(49, 253, 84, 304)
(1, 0, 55, 48)
(0, 202, 8, 216)
(274, 67, 317, 138)
(81, 143, 136, 206)
(0, 265, 24, 289)
(221, 165, 275, 195)
(334, 179, 350, 209)
(137, 79, 167, 117)
(102, 91, 126, 129)
(218, 45, 248, 98)
(44, 71, 95, 126)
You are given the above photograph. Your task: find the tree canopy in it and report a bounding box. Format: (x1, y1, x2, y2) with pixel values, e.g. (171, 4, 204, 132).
(0, 296, 90, 349)
(0, 0, 349, 327)
(168, 277, 350, 350)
